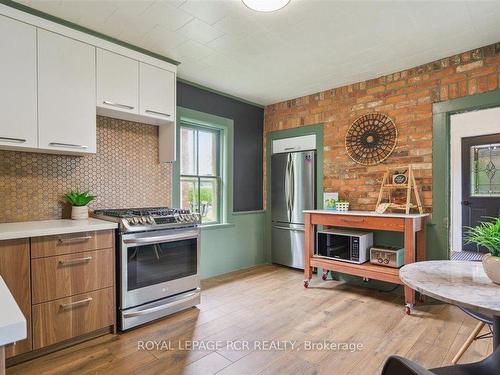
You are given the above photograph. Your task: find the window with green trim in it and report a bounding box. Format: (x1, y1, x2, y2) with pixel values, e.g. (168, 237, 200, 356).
(180, 123, 222, 224)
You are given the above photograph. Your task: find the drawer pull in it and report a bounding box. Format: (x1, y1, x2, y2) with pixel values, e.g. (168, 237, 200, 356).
(60, 297, 92, 310)
(58, 256, 92, 266)
(340, 218, 365, 223)
(57, 235, 92, 244)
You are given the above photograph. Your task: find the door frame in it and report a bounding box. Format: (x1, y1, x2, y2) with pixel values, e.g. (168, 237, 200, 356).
(450, 111, 500, 252)
(432, 89, 500, 260)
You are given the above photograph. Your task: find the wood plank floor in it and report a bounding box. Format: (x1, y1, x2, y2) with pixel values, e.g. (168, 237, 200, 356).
(8, 265, 492, 375)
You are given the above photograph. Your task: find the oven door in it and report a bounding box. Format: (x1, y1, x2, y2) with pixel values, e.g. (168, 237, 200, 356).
(120, 228, 200, 310)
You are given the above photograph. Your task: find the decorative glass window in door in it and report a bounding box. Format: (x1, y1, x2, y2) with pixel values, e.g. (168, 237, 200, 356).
(470, 143, 500, 197)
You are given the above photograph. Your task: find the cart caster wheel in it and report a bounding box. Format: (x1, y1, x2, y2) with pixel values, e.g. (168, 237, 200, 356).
(303, 280, 310, 288)
(322, 272, 328, 281)
(405, 304, 412, 315)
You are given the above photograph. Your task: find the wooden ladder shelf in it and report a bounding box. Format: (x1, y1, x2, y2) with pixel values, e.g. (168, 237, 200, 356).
(376, 165, 423, 214)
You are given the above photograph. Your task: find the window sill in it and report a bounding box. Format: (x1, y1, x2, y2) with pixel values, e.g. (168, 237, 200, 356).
(200, 223, 235, 231)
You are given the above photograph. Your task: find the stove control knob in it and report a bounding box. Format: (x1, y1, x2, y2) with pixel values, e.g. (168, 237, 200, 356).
(139, 216, 147, 225)
(147, 216, 155, 224)
(127, 218, 136, 226)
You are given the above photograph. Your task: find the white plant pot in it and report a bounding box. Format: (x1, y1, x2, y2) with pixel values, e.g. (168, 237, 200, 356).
(336, 202, 350, 212)
(71, 206, 89, 220)
(482, 253, 500, 285)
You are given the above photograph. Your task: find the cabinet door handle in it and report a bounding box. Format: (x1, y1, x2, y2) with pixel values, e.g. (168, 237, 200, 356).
(49, 142, 88, 149)
(103, 100, 134, 110)
(60, 297, 92, 310)
(145, 109, 171, 118)
(57, 235, 92, 244)
(0, 136, 26, 143)
(58, 256, 92, 266)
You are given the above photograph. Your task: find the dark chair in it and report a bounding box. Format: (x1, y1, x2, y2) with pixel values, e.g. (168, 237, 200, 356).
(381, 356, 435, 375)
(381, 346, 500, 375)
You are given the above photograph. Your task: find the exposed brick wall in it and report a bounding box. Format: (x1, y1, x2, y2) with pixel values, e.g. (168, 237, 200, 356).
(264, 43, 500, 212)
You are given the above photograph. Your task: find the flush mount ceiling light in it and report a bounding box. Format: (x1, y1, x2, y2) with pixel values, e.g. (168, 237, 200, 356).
(242, 0, 290, 12)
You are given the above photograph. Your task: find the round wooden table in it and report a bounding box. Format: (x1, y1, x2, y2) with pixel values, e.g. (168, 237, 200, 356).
(400, 260, 500, 349)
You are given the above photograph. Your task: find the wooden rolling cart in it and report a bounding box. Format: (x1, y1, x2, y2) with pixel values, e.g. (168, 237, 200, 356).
(303, 210, 429, 314)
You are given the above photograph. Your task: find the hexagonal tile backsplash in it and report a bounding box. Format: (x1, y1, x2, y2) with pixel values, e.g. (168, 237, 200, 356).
(0, 116, 172, 223)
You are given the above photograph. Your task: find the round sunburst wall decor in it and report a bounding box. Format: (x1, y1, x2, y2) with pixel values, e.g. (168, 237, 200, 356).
(345, 113, 397, 165)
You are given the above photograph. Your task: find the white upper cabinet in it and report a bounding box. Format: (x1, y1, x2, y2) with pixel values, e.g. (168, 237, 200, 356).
(37, 29, 96, 153)
(97, 49, 139, 115)
(0, 15, 37, 149)
(0, 5, 177, 159)
(139, 63, 175, 122)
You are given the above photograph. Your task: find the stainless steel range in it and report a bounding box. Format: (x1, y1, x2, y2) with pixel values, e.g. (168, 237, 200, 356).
(93, 207, 201, 330)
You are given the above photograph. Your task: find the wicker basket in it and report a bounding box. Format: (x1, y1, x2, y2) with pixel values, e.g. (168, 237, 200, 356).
(335, 202, 350, 212)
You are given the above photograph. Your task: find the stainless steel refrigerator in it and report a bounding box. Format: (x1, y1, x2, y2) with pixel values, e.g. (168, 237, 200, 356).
(271, 150, 316, 269)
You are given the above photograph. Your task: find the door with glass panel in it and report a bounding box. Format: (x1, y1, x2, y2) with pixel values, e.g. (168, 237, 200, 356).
(180, 124, 221, 224)
(462, 133, 500, 251)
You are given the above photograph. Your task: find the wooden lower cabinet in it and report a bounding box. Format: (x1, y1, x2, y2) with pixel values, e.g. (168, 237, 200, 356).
(30, 230, 113, 258)
(31, 248, 114, 304)
(0, 239, 32, 358)
(32, 287, 115, 349)
(1, 229, 116, 364)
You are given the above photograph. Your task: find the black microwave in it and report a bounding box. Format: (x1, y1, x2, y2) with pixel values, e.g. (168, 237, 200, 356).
(316, 229, 373, 264)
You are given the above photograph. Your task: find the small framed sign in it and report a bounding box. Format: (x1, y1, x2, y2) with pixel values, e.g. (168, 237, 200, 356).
(323, 192, 339, 210)
(392, 172, 407, 185)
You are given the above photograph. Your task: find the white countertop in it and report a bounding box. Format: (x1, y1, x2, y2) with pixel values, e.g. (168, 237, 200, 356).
(303, 210, 429, 219)
(0, 218, 117, 241)
(0, 276, 26, 346)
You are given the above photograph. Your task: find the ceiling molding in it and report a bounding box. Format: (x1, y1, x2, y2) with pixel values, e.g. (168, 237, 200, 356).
(177, 78, 265, 109)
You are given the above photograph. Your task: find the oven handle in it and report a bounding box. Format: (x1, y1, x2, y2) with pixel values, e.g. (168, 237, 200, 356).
(122, 289, 200, 318)
(123, 231, 199, 246)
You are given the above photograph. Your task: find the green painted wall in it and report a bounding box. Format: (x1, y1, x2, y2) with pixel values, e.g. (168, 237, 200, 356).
(200, 212, 266, 279)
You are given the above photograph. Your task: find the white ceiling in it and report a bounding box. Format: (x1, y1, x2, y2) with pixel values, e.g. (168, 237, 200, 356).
(15, 0, 500, 106)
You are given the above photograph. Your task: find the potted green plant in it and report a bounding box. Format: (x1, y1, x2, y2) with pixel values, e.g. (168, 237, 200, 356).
(325, 198, 337, 210)
(64, 191, 96, 220)
(465, 217, 500, 284)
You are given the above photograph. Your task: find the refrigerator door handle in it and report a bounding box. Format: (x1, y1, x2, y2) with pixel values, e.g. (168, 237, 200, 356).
(272, 225, 304, 232)
(290, 157, 295, 214)
(285, 155, 292, 221)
